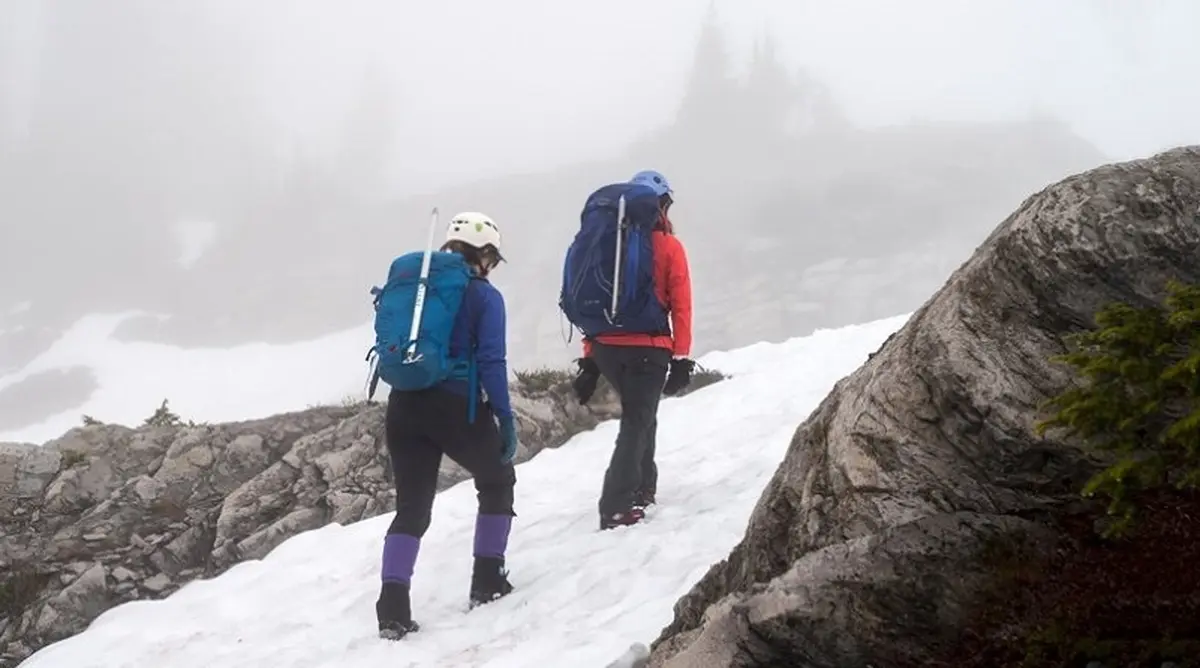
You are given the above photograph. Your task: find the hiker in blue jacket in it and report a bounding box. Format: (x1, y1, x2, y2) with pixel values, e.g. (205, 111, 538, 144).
(375, 211, 518, 640)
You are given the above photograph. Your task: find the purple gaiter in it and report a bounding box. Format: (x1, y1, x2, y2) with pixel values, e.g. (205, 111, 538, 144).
(381, 533, 420, 584)
(473, 514, 512, 559)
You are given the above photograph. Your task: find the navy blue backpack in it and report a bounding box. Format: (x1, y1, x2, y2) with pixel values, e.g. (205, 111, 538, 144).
(559, 182, 669, 339)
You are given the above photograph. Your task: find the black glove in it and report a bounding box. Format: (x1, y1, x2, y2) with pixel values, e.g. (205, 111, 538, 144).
(662, 358, 695, 396)
(572, 357, 601, 405)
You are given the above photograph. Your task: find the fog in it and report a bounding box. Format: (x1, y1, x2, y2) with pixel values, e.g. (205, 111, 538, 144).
(4, 1, 1195, 182)
(1, 0, 1199, 434)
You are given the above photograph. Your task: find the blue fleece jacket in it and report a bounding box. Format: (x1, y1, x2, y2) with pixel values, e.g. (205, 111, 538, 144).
(439, 278, 513, 419)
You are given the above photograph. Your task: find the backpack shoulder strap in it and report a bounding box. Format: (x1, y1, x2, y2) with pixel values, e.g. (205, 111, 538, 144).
(464, 274, 488, 424)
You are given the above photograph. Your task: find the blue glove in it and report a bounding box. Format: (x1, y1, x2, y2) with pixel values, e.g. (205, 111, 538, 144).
(498, 415, 518, 465)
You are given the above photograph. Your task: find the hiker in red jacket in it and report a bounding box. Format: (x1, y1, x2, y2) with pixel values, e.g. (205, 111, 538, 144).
(572, 169, 695, 529)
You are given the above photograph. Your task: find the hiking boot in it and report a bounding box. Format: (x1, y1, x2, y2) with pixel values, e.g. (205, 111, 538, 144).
(632, 489, 656, 509)
(378, 619, 420, 640)
(600, 507, 645, 530)
(376, 582, 420, 640)
(469, 556, 514, 609)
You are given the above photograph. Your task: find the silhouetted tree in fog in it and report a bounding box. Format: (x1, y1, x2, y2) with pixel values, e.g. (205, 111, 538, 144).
(650, 9, 850, 189)
(672, 5, 738, 150)
(741, 31, 794, 139)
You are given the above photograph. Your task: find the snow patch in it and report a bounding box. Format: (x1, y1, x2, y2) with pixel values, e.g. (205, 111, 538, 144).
(0, 311, 378, 444)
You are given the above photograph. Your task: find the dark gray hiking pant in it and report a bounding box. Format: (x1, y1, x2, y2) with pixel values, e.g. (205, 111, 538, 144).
(590, 342, 671, 517)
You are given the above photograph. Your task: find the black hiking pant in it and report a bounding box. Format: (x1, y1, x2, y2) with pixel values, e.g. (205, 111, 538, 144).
(385, 387, 516, 538)
(591, 342, 671, 517)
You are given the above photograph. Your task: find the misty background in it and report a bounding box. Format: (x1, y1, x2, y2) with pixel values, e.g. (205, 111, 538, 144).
(1, 0, 1198, 436)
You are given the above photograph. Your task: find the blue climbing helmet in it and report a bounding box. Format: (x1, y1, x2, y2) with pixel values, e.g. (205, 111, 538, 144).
(630, 169, 672, 197)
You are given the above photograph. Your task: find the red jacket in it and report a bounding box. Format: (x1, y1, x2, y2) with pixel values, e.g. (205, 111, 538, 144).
(583, 217, 693, 358)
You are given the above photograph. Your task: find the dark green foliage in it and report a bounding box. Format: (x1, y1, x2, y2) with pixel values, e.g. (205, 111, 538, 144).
(143, 398, 184, 427)
(514, 367, 575, 395)
(1038, 280, 1200, 537)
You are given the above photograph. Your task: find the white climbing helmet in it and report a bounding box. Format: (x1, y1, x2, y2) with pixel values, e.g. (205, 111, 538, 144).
(446, 211, 504, 261)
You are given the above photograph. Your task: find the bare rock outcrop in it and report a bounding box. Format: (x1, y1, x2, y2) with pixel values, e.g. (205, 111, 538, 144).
(0, 375, 625, 666)
(645, 146, 1200, 667)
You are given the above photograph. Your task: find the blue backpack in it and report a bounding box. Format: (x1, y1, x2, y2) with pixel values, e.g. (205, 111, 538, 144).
(559, 182, 669, 339)
(367, 250, 478, 408)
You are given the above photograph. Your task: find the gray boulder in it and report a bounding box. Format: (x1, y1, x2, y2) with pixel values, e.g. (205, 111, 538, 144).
(644, 146, 1200, 667)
